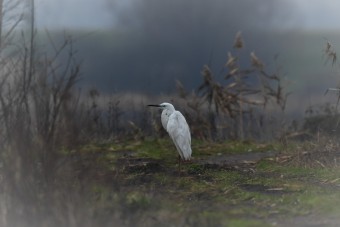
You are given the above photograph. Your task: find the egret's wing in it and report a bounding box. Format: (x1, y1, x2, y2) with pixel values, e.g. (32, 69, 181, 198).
(167, 111, 192, 160)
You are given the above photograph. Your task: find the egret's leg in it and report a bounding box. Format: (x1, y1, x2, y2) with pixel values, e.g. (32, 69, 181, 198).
(178, 155, 181, 173)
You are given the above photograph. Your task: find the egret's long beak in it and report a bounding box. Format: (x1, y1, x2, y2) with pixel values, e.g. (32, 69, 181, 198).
(147, 104, 161, 108)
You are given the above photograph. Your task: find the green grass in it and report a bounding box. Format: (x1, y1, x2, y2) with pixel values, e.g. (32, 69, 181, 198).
(62, 139, 340, 226)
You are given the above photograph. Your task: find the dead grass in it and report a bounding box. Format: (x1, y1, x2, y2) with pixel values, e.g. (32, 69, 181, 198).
(286, 136, 340, 169)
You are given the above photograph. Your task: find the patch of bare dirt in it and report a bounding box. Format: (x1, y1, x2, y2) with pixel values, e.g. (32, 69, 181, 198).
(198, 150, 280, 166)
(112, 150, 280, 175)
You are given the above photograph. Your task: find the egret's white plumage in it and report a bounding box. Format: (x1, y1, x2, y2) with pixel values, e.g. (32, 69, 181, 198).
(148, 102, 192, 161)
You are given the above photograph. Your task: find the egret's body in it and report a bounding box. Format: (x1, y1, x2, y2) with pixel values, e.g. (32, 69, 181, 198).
(148, 102, 192, 161)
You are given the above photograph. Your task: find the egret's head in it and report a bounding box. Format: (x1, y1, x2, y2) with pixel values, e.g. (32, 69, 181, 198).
(148, 102, 175, 111)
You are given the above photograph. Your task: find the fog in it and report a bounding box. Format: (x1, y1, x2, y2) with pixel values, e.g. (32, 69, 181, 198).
(33, 0, 340, 103)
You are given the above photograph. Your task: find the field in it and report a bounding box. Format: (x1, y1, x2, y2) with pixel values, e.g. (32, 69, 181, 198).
(8, 138, 338, 227)
(2, 5, 340, 226)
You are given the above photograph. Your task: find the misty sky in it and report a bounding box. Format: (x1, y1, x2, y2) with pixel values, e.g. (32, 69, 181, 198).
(30, 0, 340, 99)
(34, 0, 340, 30)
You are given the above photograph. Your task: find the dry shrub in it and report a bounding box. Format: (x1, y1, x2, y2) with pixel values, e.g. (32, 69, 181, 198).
(177, 32, 290, 141)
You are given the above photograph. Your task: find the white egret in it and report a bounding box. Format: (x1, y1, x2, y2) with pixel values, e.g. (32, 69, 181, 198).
(148, 102, 192, 167)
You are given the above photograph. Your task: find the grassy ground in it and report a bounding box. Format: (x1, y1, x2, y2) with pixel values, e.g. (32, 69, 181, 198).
(53, 138, 340, 227)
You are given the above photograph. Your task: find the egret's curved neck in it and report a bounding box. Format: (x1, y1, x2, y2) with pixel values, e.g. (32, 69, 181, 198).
(161, 108, 174, 130)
